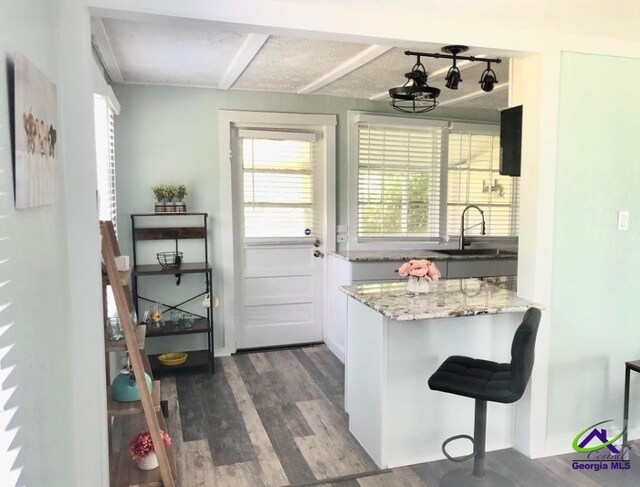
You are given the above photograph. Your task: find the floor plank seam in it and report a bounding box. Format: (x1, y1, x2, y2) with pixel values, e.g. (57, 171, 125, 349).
(279, 468, 392, 487)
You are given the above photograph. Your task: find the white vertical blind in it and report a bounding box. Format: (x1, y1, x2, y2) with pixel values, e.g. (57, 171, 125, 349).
(241, 136, 314, 239)
(357, 123, 443, 239)
(0, 324, 21, 487)
(94, 95, 117, 234)
(447, 130, 519, 237)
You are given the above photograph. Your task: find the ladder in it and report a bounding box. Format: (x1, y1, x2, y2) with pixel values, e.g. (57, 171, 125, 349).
(101, 221, 176, 487)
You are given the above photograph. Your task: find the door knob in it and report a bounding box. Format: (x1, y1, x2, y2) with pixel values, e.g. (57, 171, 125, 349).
(314, 238, 321, 248)
(313, 250, 324, 258)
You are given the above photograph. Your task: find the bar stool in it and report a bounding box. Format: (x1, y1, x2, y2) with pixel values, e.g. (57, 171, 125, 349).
(428, 307, 541, 487)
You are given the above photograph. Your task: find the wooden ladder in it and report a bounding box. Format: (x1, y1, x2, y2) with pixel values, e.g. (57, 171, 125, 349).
(101, 221, 176, 487)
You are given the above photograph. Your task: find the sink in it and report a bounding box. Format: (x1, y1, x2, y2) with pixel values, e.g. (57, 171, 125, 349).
(435, 248, 518, 257)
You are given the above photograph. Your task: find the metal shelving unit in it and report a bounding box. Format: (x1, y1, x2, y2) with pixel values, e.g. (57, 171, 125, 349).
(131, 213, 214, 374)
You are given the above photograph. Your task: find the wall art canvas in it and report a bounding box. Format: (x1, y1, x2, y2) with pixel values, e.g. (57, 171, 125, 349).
(14, 53, 58, 208)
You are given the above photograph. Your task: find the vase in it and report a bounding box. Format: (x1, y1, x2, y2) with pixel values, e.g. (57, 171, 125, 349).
(154, 202, 166, 214)
(136, 452, 159, 471)
(175, 201, 186, 213)
(407, 276, 430, 294)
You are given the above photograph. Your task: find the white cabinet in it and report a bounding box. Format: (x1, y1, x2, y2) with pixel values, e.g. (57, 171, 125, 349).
(325, 254, 517, 363)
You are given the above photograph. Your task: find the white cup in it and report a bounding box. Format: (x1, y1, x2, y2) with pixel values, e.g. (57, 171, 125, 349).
(115, 255, 130, 271)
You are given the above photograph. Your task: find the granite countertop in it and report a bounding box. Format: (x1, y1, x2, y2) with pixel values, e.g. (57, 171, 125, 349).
(328, 250, 448, 262)
(339, 278, 537, 321)
(328, 250, 517, 262)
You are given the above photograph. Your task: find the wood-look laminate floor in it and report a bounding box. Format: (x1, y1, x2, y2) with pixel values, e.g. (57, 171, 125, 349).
(113, 345, 640, 486)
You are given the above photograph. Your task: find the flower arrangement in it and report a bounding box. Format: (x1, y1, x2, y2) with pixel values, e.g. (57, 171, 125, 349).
(398, 259, 441, 281)
(151, 184, 175, 202)
(129, 429, 172, 461)
(175, 184, 188, 202)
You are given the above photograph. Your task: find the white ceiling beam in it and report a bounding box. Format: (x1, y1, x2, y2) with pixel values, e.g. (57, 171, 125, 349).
(297, 45, 392, 95)
(438, 82, 509, 107)
(368, 58, 484, 101)
(90, 17, 124, 83)
(218, 33, 269, 90)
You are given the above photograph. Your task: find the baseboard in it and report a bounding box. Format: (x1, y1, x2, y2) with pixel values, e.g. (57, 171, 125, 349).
(325, 337, 345, 363)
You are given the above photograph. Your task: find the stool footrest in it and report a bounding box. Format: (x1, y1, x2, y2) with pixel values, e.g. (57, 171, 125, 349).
(442, 434, 477, 463)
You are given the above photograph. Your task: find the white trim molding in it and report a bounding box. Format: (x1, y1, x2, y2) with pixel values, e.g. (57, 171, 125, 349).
(218, 33, 269, 90)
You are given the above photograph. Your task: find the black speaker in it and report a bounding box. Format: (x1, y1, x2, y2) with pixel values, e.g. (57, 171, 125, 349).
(499, 105, 523, 177)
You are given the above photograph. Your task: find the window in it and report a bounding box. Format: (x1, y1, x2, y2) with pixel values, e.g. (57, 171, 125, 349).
(94, 95, 118, 233)
(448, 126, 519, 237)
(351, 114, 519, 244)
(240, 130, 316, 239)
(356, 120, 445, 240)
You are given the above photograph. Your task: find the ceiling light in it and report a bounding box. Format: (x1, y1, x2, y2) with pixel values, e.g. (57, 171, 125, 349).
(442, 45, 468, 90)
(389, 48, 502, 112)
(445, 66, 462, 90)
(479, 62, 498, 92)
(389, 55, 441, 113)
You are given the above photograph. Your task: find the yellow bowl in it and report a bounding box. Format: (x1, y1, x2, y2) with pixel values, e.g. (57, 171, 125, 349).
(158, 352, 188, 366)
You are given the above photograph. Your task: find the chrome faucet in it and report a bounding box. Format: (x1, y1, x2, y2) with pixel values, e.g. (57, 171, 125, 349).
(459, 205, 486, 250)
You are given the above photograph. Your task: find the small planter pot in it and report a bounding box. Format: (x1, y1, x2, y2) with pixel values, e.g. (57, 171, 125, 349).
(165, 201, 176, 213)
(154, 202, 166, 214)
(175, 201, 187, 213)
(136, 452, 158, 471)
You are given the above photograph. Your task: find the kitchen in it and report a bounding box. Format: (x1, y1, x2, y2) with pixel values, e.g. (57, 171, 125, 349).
(3, 1, 638, 485)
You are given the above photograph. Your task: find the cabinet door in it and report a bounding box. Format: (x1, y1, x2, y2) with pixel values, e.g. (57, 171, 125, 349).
(447, 259, 517, 278)
(351, 260, 448, 282)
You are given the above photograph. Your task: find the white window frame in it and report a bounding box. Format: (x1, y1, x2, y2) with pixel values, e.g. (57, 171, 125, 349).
(348, 112, 516, 250)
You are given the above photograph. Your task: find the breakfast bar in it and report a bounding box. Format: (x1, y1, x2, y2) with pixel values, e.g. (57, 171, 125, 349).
(339, 278, 538, 469)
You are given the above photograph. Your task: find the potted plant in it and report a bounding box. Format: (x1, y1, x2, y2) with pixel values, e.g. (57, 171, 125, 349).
(164, 185, 177, 213)
(175, 184, 188, 213)
(152, 185, 168, 213)
(129, 429, 171, 471)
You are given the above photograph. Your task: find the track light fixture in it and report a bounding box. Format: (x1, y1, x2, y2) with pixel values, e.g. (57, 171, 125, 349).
(442, 45, 467, 90)
(388, 46, 502, 113)
(479, 62, 498, 92)
(388, 55, 441, 113)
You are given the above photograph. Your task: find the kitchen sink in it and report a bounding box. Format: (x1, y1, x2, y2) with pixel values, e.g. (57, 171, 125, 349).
(435, 248, 518, 257)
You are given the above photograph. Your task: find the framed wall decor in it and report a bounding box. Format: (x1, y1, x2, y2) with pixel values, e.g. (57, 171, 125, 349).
(14, 53, 58, 208)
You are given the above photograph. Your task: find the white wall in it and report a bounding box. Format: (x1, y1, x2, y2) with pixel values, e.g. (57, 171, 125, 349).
(0, 0, 77, 484)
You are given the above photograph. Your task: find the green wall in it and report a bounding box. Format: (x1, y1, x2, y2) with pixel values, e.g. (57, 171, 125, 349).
(547, 52, 640, 447)
(113, 84, 498, 349)
(0, 0, 76, 484)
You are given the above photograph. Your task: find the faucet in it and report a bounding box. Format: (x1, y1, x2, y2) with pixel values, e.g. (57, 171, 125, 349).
(459, 205, 486, 250)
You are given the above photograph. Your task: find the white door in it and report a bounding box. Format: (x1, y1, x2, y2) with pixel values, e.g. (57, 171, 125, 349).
(233, 128, 324, 349)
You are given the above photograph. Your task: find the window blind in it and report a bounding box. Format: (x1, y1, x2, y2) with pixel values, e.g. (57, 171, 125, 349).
(357, 123, 443, 239)
(447, 130, 519, 237)
(94, 96, 118, 234)
(241, 136, 314, 239)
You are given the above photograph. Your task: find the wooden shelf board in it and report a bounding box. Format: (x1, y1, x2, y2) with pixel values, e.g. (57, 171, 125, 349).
(149, 350, 211, 375)
(105, 325, 147, 352)
(103, 269, 132, 286)
(107, 380, 161, 417)
(145, 318, 209, 337)
(134, 226, 206, 241)
(109, 446, 175, 487)
(133, 262, 211, 276)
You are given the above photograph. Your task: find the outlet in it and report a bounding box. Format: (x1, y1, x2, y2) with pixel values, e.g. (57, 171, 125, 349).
(336, 234, 347, 243)
(618, 210, 629, 231)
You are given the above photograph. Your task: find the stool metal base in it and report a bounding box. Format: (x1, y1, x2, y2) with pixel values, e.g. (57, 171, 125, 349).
(440, 468, 514, 487)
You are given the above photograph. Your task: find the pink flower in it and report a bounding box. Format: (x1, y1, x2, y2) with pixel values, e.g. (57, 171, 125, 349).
(397, 259, 441, 281)
(129, 429, 172, 461)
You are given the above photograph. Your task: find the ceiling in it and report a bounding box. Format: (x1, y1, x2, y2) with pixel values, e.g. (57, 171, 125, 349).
(92, 17, 510, 111)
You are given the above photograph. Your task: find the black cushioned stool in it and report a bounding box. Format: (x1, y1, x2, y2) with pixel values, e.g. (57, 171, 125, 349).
(428, 307, 541, 487)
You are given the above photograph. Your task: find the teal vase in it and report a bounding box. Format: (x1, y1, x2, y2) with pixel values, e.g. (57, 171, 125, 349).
(111, 369, 153, 402)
